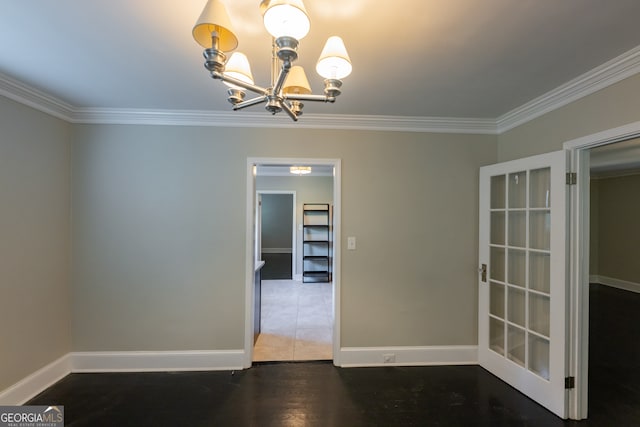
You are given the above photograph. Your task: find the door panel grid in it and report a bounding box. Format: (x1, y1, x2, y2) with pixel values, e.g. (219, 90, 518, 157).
(489, 167, 552, 380)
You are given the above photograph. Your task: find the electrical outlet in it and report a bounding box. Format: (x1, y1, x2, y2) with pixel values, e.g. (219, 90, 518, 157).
(383, 353, 396, 363)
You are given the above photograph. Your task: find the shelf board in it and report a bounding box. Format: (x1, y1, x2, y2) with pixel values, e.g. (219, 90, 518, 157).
(303, 224, 329, 228)
(304, 256, 329, 260)
(303, 271, 330, 277)
(303, 204, 330, 211)
(303, 240, 329, 244)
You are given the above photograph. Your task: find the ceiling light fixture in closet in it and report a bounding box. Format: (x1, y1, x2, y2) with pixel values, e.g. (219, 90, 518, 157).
(290, 166, 312, 175)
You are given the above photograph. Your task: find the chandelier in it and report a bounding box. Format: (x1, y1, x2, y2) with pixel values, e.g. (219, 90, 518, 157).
(192, 0, 352, 121)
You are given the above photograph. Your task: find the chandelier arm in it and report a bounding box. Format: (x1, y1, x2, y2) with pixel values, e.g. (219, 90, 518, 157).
(232, 95, 269, 111)
(272, 62, 292, 98)
(271, 38, 279, 88)
(211, 71, 268, 96)
(285, 94, 336, 103)
(280, 100, 299, 122)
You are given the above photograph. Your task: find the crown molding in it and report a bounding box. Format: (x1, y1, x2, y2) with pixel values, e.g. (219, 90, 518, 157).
(2, 44, 640, 135)
(72, 108, 498, 134)
(0, 71, 496, 134)
(497, 45, 640, 133)
(0, 72, 75, 122)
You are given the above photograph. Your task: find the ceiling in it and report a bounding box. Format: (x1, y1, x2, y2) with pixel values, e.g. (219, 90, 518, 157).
(2, 0, 640, 126)
(591, 137, 640, 177)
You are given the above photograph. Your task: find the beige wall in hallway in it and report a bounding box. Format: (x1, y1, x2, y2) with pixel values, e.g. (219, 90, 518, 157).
(71, 124, 496, 351)
(0, 96, 72, 393)
(589, 179, 600, 275)
(591, 173, 640, 284)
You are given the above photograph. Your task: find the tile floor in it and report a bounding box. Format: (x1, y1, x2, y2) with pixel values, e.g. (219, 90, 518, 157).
(253, 279, 333, 361)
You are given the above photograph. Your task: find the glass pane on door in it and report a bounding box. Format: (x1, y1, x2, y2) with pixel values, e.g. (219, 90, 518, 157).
(529, 252, 550, 293)
(530, 211, 551, 250)
(490, 247, 505, 282)
(491, 175, 506, 209)
(508, 212, 526, 247)
(508, 172, 527, 208)
(507, 325, 526, 367)
(490, 318, 505, 355)
(530, 168, 551, 208)
(529, 335, 550, 380)
(507, 287, 526, 327)
(491, 212, 505, 245)
(490, 282, 505, 318)
(507, 249, 526, 287)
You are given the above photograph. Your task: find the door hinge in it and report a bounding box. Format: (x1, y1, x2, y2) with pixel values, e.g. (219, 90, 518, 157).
(566, 172, 577, 185)
(565, 376, 575, 389)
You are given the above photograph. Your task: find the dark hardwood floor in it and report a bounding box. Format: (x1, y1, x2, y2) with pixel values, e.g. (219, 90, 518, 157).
(26, 284, 640, 426)
(586, 283, 640, 425)
(28, 364, 569, 427)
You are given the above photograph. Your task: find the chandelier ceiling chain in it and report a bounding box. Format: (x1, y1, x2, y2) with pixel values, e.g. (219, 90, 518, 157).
(192, 0, 352, 121)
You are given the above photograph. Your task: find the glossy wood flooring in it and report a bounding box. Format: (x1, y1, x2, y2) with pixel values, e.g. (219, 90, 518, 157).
(26, 284, 639, 426)
(28, 364, 573, 426)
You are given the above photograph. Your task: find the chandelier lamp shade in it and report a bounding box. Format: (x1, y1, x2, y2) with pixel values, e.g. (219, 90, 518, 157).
(192, 0, 352, 121)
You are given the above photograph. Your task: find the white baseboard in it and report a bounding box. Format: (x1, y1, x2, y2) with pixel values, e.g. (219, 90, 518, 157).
(71, 350, 245, 373)
(0, 350, 245, 404)
(0, 354, 72, 405)
(590, 275, 640, 294)
(337, 345, 478, 367)
(0, 346, 477, 404)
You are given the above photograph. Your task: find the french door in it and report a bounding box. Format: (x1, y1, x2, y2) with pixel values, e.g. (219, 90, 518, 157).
(478, 150, 569, 418)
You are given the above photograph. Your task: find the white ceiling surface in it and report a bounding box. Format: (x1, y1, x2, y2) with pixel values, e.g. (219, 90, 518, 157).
(2, 1, 640, 122)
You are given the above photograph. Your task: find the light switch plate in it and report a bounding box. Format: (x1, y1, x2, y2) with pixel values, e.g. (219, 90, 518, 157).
(347, 236, 356, 250)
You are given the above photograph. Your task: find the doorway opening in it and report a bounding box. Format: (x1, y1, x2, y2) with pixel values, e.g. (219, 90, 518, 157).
(258, 191, 296, 280)
(244, 158, 341, 367)
(585, 138, 640, 422)
(564, 121, 640, 420)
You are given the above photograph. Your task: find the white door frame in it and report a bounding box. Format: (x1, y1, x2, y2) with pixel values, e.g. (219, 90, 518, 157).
(564, 120, 640, 419)
(257, 190, 297, 280)
(244, 157, 341, 368)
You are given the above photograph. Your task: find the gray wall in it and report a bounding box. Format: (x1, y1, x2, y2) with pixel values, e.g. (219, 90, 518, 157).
(590, 174, 640, 283)
(5, 67, 640, 393)
(260, 193, 293, 250)
(71, 124, 496, 351)
(257, 175, 333, 277)
(498, 73, 640, 161)
(259, 193, 294, 279)
(0, 96, 71, 392)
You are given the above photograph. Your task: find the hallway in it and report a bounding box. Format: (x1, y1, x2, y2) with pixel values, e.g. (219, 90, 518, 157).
(254, 279, 333, 361)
